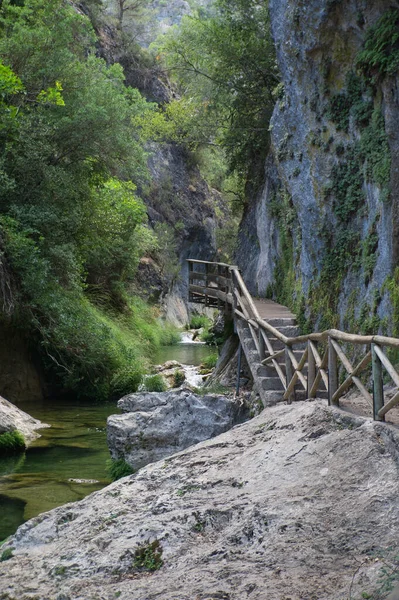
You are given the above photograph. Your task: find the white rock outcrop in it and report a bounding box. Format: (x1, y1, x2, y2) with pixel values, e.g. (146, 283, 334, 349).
(0, 395, 48, 444)
(107, 388, 248, 470)
(1, 401, 399, 599)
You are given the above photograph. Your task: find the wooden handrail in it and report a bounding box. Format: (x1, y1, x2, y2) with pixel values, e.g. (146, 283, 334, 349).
(230, 267, 261, 321)
(187, 259, 236, 269)
(187, 259, 399, 421)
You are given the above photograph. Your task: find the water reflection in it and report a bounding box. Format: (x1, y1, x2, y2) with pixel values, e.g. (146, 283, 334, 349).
(0, 494, 26, 540)
(0, 400, 115, 539)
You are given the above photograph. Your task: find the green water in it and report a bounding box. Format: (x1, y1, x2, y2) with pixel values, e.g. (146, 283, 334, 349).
(0, 342, 212, 540)
(153, 342, 211, 366)
(0, 400, 116, 540)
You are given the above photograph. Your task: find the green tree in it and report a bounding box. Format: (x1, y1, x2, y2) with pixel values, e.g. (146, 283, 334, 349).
(81, 178, 155, 301)
(157, 0, 278, 189)
(0, 0, 169, 399)
(114, 0, 149, 30)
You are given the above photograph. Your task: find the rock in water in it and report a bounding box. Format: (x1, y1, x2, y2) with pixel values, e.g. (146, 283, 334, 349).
(0, 395, 49, 444)
(107, 388, 247, 470)
(1, 402, 399, 599)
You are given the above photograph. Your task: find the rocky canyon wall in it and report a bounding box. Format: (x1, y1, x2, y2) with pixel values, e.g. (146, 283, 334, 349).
(238, 0, 399, 334)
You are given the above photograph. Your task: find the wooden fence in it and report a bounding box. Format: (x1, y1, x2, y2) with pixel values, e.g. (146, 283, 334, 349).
(188, 259, 399, 422)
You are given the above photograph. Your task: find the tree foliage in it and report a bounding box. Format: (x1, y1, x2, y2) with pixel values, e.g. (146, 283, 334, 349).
(0, 0, 174, 399)
(157, 0, 278, 188)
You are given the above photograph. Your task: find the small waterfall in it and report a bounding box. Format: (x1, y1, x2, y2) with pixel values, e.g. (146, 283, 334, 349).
(179, 331, 205, 345)
(181, 364, 204, 387)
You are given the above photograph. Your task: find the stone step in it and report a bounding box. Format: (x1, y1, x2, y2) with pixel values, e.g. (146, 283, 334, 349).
(256, 364, 278, 378)
(247, 349, 263, 364)
(259, 376, 285, 391)
(266, 325, 300, 338)
(259, 366, 310, 380)
(242, 337, 257, 349)
(266, 318, 297, 327)
(240, 324, 300, 342)
(243, 337, 307, 358)
(266, 338, 307, 351)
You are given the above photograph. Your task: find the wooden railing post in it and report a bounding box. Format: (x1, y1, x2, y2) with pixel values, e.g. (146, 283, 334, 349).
(204, 262, 208, 307)
(372, 343, 384, 421)
(307, 340, 316, 398)
(231, 269, 238, 334)
(188, 260, 193, 302)
(258, 330, 266, 363)
(236, 342, 242, 396)
(285, 346, 295, 404)
(328, 336, 338, 406)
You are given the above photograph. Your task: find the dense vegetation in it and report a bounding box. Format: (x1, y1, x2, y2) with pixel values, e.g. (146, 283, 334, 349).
(157, 0, 277, 202)
(0, 0, 178, 400)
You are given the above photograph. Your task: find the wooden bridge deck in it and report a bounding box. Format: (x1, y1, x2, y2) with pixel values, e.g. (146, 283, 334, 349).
(187, 258, 399, 422)
(252, 298, 295, 321)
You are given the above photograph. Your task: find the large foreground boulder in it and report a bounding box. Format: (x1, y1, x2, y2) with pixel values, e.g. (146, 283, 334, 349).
(0, 395, 48, 444)
(1, 402, 399, 599)
(107, 388, 248, 470)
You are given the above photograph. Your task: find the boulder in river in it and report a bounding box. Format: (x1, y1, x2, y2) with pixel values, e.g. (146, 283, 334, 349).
(107, 387, 248, 470)
(0, 395, 49, 444)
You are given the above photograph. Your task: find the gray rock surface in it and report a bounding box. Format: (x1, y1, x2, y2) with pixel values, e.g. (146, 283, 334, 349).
(107, 388, 247, 470)
(238, 0, 399, 329)
(1, 401, 399, 599)
(0, 395, 48, 444)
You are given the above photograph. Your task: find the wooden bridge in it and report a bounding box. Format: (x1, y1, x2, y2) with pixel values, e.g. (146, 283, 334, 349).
(188, 259, 399, 422)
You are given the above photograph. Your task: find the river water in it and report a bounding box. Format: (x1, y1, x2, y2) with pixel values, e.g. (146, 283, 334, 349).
(0, 342, 212, 541)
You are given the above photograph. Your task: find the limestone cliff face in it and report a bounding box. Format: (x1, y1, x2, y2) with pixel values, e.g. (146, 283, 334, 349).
(238, 0, 399, 333)
(85, 1, 225, 325)
(142, 143, 224, 325)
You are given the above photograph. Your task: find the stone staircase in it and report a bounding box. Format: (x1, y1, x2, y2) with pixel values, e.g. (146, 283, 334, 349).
(237, 318, 308, 407)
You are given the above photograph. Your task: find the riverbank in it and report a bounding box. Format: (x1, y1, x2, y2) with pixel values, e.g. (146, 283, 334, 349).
(0, 337, 216, 540)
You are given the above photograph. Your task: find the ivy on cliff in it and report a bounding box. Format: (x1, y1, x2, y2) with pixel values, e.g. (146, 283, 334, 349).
(357, 9, 399, 83)
(304, 15, 395, 330)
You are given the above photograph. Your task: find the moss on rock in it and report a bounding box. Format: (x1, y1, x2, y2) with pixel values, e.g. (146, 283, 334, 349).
(0, 430, 26, 457)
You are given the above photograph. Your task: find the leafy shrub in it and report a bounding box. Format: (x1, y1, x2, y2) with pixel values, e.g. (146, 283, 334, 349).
(0, 2, 180, 402)
(133, 540, 163, 572)
(110, 367, 143, 398)
(173, 369, 185, 387)
(143, 374, 167, 392)
(158, 325, 181, 346)
(202, 353, 218, 370)
(357, 9, 399, 82)
(107, 458, 135, 481)
(0, 219, 178, 400)
(189, 314, 211, 329)
(0, 431, 25, 457)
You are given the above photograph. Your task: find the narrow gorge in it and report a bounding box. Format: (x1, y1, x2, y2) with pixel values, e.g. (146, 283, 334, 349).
(1, 0, 399, 599)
